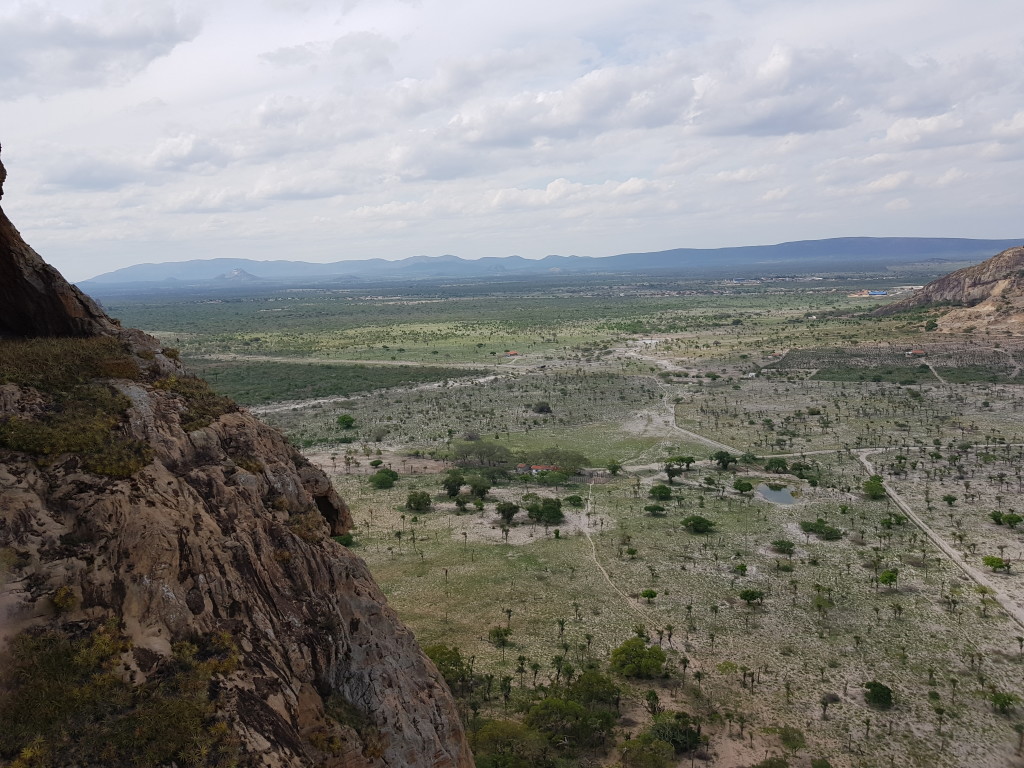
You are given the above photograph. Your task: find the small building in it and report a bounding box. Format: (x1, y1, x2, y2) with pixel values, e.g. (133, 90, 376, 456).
(515, 463, 561, 475)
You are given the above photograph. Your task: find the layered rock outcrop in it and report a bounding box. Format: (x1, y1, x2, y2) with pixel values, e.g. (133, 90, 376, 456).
(0, 145, 473, 767)
(875, 244, 1024, 333)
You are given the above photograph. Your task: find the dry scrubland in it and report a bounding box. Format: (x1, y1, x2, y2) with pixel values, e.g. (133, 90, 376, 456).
(111, 280, 1024, 767)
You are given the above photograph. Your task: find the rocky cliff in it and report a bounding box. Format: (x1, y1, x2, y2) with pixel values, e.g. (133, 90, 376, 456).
(875, 244, 1024, 333)
(0, 146, 473, 768)
(0, 145, 119, 339)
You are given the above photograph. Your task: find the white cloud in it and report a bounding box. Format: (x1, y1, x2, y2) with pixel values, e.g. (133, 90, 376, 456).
(3, 0, 1024, 281)
(885, 197, 911, 211)
(0, 2, 200, 100)
(862, 171, 913, 193)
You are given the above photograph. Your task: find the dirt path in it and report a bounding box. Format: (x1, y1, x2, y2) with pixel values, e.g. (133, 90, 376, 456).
(997, 347, 1022, 379)
(924, 361, 948, 384)
(582, 483, 647, 618)
(643, 370, 741, 455)
(856, 449, 1024, 631)
(250, 373, 509, 415)
(670, 424, 740, 454)
(193, 353, 502, 369)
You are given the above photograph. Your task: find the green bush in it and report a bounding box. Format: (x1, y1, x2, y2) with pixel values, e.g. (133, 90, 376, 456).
(405, 490, 432, 511)
(864, 681, 894, 709)
(471, 719, 547, 768)
(610, 637, 666, 678)
(0, 622, 238, 767)
(649, 711, 700, 753)
(799, 519, 843, 541)
(682, 515, 715, 534)
(526, 497, 563, 525)
(369, 468, 399, 489)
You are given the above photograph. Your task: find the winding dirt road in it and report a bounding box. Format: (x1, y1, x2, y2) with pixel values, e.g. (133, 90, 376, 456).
(857, 448, 1024, 631)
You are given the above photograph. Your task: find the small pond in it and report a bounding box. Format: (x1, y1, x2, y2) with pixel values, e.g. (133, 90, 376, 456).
(756, 483, 797, 505)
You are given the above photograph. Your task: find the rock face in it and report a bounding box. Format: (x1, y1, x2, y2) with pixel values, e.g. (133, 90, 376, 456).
(0, 146, 473, 767)
(875, 245, 1024, 333)
(0, 146, 119, 338)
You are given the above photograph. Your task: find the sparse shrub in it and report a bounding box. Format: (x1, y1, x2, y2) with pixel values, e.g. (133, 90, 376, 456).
(0, 382, 152, 478)
(772, 539, 795, 556)
(0, 622, 238, 767)
(153, 375, 237, 431)
(776, 725, 805, 751)
(50, 586, 76, 613)
(287, 511, 326, 542)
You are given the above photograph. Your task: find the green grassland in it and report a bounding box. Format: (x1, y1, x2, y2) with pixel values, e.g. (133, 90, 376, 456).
(188, 358, 488, 405)
(97, 277, 1024, 766)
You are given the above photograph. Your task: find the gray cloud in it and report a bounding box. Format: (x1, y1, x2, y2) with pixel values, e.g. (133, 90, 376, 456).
(0, 2, 200, 100)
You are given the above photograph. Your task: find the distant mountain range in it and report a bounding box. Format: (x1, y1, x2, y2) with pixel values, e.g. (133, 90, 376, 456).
(79, 237, 1024, 291)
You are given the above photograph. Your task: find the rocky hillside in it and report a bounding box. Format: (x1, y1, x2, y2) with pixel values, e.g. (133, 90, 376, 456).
(0, 146, 473, 768)
(875, 244, 1024, 333)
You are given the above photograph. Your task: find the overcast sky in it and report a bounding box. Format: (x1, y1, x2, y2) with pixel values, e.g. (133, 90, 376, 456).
(2, 0, 1023, 281)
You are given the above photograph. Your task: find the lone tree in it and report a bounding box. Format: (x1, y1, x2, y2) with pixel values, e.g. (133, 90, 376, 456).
(878, 568, 899, 591)
(526, 497, 564, 525)
(863, 475, 886, 500)
(682, 515, 716, 534)
(733, 479, 754, 494)
(711, 451, 738, 470)
(405, 490, 431, 511)
(982, 555, 1011, 573)
(772, 539, 795, 556)
(640, 589, 658, 604)
(610, 638, 666, 678)
(465, 473, 491, 499)
(664, 458, 685, 484)
(864, 681, 894, 710)
(336, 414, 355, 429)
(369, 468, 399, 489)
(649, 484, 673, 501)
(764, 457, 789, 474)
(990, 690, 1020, 715)
(739, 588, 765, 606)
(441, 470, 464, 497)
(496, 501, 519, 525)
(820, 692, 841, 720)
(488, 626, 513, 661)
